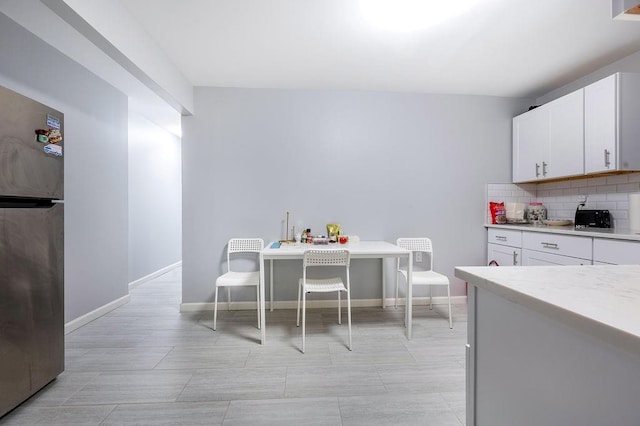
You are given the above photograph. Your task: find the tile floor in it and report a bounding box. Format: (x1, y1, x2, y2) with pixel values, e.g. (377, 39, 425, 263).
(0, 268, 468, 425)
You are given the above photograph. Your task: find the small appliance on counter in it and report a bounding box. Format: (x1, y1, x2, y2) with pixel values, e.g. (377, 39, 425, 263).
(574, 205, 612, 229)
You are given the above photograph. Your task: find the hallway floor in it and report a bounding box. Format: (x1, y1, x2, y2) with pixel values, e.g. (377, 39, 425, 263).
(1, 268, 467, 425)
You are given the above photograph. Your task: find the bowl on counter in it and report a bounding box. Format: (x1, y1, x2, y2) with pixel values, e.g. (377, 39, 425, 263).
(542, 219, 573, 226)
(506, 218, 529, 224)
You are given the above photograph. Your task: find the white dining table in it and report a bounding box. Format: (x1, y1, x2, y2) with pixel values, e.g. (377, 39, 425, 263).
(258, 240, 413, 344)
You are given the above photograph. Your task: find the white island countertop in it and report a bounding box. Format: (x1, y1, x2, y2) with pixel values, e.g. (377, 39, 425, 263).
(455, 265, 640, 358)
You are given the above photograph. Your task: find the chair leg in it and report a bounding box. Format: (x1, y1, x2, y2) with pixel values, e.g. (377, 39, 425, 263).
(337, 290, 342, 325)
(256, 285, 261, 330)
(394, 271, 400, 309)
(296, 281, 302, 327)
(346, 289, 352, 351)
(447, 284, 453, 329)
(404, 285, 410, 328)
(302, 289, 306, 354)
(227, 288, 231, 311)
(213, 287, 219, 331)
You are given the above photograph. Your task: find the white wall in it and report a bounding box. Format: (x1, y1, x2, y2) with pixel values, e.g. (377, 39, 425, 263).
(537, 49, 640, 104)
(128, 109, 182, 282)
(0, 12, 129, 322)
(182, 87, 530, 305)
(43, 0, 194, 114)
(487, 173, 640, 230)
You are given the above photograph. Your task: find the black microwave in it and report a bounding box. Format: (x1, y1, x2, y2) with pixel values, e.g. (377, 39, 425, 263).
(574, 209, 611, 229)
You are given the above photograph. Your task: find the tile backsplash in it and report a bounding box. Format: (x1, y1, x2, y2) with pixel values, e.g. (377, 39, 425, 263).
(487, 172, 640, 229)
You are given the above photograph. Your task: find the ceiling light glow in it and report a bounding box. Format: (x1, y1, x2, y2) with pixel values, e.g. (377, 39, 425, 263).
(360, 0, 481, 32)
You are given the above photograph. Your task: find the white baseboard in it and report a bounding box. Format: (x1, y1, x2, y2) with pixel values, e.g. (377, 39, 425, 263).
(64, 294, 131, 334)
(65, 262, 182, 335)
(129, 260, 182, 290)
(180, 295, 466, 312)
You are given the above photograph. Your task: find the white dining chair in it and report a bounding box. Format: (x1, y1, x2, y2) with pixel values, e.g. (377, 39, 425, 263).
(297, 249, 352, 353)
(395, 237, 452, 329)
(213, 238, 264, 331)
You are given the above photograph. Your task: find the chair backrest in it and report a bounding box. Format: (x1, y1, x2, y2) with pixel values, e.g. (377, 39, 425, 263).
(397, 237, 434, 270)
(303, 249, 350, 268)
(303, 249, 351, 287)
(226, 238, 264, 272)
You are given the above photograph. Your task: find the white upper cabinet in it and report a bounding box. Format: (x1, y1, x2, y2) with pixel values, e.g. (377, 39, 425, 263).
(584, 73, 640, 174)
(513, 88, 584, 183)
(584, 74, 617, 173)
(513, 72, 640, 183)
(513, 106, 548, 182)
(547, 89, 584, 178)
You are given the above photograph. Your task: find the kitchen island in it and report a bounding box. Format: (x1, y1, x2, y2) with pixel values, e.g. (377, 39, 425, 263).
(455, 264, 640, 426)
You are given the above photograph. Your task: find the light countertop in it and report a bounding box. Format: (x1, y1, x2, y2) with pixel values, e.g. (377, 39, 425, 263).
(456, 264, 640, 358)
(485, 223, 640, 241)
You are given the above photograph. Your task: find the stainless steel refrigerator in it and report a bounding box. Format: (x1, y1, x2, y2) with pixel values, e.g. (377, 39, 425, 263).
(0, 86, 64, 417)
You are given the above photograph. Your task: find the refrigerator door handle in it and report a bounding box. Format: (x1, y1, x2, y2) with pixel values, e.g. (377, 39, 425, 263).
(0, 197, 55, 208)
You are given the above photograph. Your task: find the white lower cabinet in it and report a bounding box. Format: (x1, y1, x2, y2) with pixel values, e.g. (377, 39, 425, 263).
(487, 228, 640, 267)
(593, 238, 640, 265)
(487, 228, 522, 247)
(522, 232, 592, 259)
(486, 229, 603, 267)
(487, 228, 522, 266)
(521, 232, 592, 265)
(522, 249, 590, 266)
(488, 243, 521, 266)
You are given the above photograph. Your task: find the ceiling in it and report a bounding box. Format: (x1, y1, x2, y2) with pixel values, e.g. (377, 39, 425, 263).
(117, 0, 640, 99)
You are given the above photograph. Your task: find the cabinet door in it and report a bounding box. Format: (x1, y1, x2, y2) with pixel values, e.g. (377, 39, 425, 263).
(521, 249, 590, 266)
(522, 232, 592, 260)
(487, 228, 522, 247)
(488, 243, 521, 266)
(593, 238, 640, 265)
(547, 89, 584, 178)
(513, 107, 548, 182)
(585, 74, 617, 173)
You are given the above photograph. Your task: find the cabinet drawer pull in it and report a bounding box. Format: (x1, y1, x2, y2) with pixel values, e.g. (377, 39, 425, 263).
(495, 235, 507, 241)
(513, 251, 518, 265)
(541, 242, 559, 249)
(604, 149, 611, 168)
(535, 163, 540, 178)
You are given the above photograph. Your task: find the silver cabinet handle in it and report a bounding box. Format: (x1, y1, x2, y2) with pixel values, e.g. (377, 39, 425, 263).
(535, 163, 540, 178)
(541, 242, 559, 249)
(604, 149, 611, 168)
(542, 161, 548, 177)
(495, 235, 507, 241)
(513, 251, 518, 265)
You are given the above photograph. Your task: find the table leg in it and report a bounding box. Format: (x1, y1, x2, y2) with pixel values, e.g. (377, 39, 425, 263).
(260, 253, 266, 344)
(270, 259, 274, 312)
(381, 258, 386, 308)
(407, 253, 413, 340)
